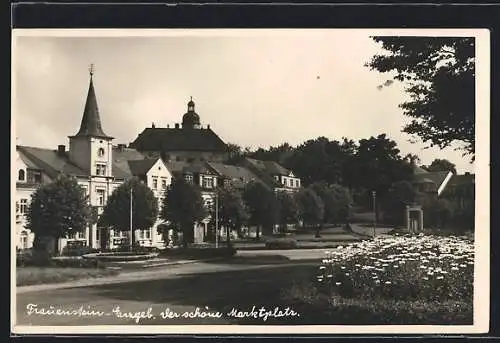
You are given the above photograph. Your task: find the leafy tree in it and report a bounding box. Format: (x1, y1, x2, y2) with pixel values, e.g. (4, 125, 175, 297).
(26, 174, 90, 253)
(404, 153, 422, 166)
(310, 182, 353, 226)
(99, 177, 158, 248)
(424, 158, 457, 174)
(242, 181, 280, 239)
(367, 36, 475, 159)
(383, 180, 419, 226)
(352, 134, 413, 215)
(276, 191, 301, 232)
(160, 177, 206, 247)
(296, 187, 324, 237)
(214, 185, 249, 245)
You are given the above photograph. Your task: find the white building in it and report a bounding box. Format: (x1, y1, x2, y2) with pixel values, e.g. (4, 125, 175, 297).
(14, 69, 171, 253)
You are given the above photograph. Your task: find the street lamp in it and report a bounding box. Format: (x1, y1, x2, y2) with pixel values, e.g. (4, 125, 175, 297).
(129, 186, 133, 252)
(215, 190, 219, 249)
(372, 190, 377, 238)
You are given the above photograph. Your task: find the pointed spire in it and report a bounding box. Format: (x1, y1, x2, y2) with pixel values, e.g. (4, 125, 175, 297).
(71, 65, 113, 139)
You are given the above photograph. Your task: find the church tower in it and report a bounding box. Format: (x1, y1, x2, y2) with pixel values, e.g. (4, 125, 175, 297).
(68, 65, 114, 177)
(181, 97, 201, 129)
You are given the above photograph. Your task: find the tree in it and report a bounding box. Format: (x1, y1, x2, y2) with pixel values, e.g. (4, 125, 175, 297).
(310, 182, 353, 227)
(296, 187, 324, 237)
(214, 185, 249, 245)
(242, 181, 280, 239)
(367, 37, 475, 159)
(424, 158, 457, 174)
(276, 191, 301, 232)
(383, 180, 419, 226)
(352, 134, 413, 214)
(160, 177, 206, 247)
(99, 177, 158, 249)
(26, 174, 90, 253)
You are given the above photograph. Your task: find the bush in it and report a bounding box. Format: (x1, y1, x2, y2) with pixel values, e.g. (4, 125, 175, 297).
(17, 249, 52, 267)
(265, 237, 298, 250)
(51, 256, 101, 268)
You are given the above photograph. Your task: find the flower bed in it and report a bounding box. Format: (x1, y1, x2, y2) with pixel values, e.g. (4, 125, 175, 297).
(316, 234, 474, 301)
(82, 251, 159, 262)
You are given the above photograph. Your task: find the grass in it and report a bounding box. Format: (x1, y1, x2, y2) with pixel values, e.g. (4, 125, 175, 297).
(281, 281, 472, 325)
(17, 267, 120, 287)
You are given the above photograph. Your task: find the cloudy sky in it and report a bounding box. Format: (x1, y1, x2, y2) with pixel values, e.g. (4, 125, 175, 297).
(13, 30, 476, 173)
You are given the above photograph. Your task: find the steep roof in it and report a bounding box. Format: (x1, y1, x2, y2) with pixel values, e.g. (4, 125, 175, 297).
(206, 162, 260, 188)
(245, 157, 291, 176)
(129, 127, 227, 152)
(70, 75, 113, 139)
(447, 173, 475, 187)
(413, 170, 450, 186)
(127, 159, 159, 176)
(17, 146, 88, 178)
(111, 147, 146, 179)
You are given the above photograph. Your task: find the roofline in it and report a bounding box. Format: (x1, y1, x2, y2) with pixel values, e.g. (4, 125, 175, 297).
(68, 134, 115, 140)
(437, 171, 454, 197)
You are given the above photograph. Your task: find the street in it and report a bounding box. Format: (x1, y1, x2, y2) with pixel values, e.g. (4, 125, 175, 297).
(15, 252, 327, 326)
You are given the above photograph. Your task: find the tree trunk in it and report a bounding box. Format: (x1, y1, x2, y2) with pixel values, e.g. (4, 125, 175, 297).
(315, 223, 322, 238)
(226, 226, 231, 247)
(256, 226, 261, 240)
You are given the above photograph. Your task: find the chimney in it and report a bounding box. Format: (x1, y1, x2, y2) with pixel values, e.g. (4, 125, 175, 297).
(152, 122, 156, 128)
(167, 124, 170, 128)
(207, 124, 211, 130)
(57, 145, 65, 155)
(175, 123, 180, 129)
(464, 172, 470, 175)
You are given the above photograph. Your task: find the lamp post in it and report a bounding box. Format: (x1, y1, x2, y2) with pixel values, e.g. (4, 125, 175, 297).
(129, 186, 133, 252)
(372, 190, 377, 238)
(215, 191, 219, 249)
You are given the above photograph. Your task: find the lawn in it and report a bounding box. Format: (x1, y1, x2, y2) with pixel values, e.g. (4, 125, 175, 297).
(17, 267, 119, 287)
(280, 233, 474, 324)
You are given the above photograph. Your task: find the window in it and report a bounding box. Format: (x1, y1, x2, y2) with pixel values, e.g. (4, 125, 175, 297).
(96, 229, 100, 241)
(98, 148, 105, 157)
(27, 169, 42, 183)
(203, 176, 214, 189)
(96, 189, 106, 206)
(20, 231, 28, 250)
(139, 230, 145, 239)
(20, 199, 28, 214)
(18, 169, 25, 181)
(96, 164, 107, 176)
(184, 174, 193, 183)
(145, 230, 151, 239)
(153, 177, 158, 189)
(161, 178, 167, 188)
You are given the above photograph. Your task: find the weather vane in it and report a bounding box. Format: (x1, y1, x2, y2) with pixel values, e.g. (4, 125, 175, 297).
(89, 63, 95, 77)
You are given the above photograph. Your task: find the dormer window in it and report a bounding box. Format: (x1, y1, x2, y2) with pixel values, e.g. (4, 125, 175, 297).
(184, 174, 193, 184)
(203, 176, 214, 189)
(18, 169, 25, 181)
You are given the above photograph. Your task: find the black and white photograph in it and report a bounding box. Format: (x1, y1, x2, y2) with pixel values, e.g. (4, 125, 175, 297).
(11, 29, 489, 334)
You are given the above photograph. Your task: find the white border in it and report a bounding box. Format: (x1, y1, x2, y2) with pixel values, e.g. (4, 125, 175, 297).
(11, 28, 490, 335)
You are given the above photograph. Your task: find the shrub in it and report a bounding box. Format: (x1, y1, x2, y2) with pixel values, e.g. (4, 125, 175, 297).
(265, 237, 298, 250)
(51, 256, 101, 268)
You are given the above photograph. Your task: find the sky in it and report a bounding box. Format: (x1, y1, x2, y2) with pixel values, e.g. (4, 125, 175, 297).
(13, 30, 476, 174)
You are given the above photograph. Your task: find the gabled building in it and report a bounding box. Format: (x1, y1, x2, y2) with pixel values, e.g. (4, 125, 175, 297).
(129, 98, 229, 163)
(242, 157, 301, 193)
(14, 69, 170, 252)
(412, 166, 454, 198)
(206, 162, 259, 190)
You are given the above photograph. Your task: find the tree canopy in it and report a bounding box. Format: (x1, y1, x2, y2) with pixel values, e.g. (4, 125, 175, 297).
(214, 185, 249, 242)
(242, 181, 280, 238)
(160, 177, 206, 246)
(276, 191, 301, 230)
(424, 158, 457, 174)
(99, 177, 158, 245)
(26, 174, 90, 249)
(366, 36, 475, 159)
(296, 187, 324, 229)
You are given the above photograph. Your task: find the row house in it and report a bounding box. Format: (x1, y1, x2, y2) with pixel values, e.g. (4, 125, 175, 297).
(14, 70, 171, 253)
